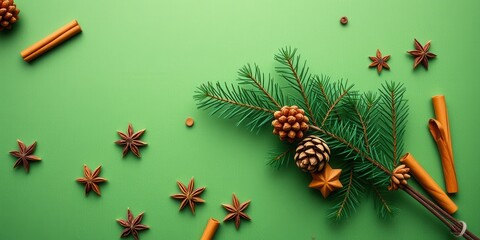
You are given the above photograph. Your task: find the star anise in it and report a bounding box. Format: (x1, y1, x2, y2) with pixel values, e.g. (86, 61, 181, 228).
(222, 193, 251, 229)
(9, 139, 41, 173)
(369, 49, 390, 73)
(171, 177, 206, 214)
(407, 38, 437, 70)
(115, 123, 147, 158)
(117, 208, 150, 240)
(76, 165, 107, 196)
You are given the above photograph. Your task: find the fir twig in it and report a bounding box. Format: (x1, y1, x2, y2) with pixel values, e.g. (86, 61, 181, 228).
(274, 47, 317, 126)
(310, 125, 391, 176)
(238, 64, 284, 109)
(194, 48, 480, 239)
(321, 82, 352, 126)
(378, 82, 408, 167)
(268, 146, 295, 169)
(195, 82, 275, 132)
(329, 165, 365, 221)
(372, 186, 396, 219)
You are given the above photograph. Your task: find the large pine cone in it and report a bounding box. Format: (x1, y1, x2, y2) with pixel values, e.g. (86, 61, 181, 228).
(294, 136, 330, 173)
(0, 0, 19, 31)
(272, 106, 309, 142)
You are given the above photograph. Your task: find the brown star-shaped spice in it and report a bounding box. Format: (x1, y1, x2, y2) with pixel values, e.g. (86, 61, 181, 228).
(309, 163, 343, 198)
(407, 38, 437, 70)
(115, 123, 147, 158)
(9, 139, 41, 173)
(222, 193, 251, 229)
(116, 209, 150, 240)
(171, 177, 206, 214)
(369, 49, 390, 73)
(76, 165, 107, 196)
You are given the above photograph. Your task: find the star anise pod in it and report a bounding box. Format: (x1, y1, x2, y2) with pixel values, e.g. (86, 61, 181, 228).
(76, 165, 107, 196)
(171, 177, 206, 214)
(407, 38, 437, 70)
(369, 49, 390, 73)
(115, 123, 147, 158)
(9, 139, 41, 173)
(117, 208, 150, 240)
(222, 193, 251, 229)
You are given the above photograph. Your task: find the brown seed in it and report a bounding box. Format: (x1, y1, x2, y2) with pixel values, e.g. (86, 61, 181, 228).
(185, 117, 194, 127)
(340, 16, 348, 25)
(274, 111, 282, 119)
(288, 130, 296, 139)
(287, 116, 296, 124)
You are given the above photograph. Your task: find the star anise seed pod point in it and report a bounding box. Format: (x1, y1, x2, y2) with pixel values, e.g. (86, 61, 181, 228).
(76, 164, 107, 196)
(115, 123, 147, 158)
(171, 177, 206, 214)
(222, 193, 251, 229)
(407, 38, 437, 70)
(369, 49, 391, 73)
(116, 208, 149, 240)
(9, 139, 41, 173)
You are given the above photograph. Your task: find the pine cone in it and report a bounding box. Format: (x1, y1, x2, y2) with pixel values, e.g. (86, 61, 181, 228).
(294, 135, 330, 173)
(388, 164, 411, 191)
(272, 106, 309, 143)
(0, 0, 19, 31)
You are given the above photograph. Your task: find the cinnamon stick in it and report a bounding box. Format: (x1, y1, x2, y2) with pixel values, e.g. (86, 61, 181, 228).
(430, 95, 458, 193)
(401, 153, 457, 214)
(21, 20, 82, 62)
(200, 218, 220, 240)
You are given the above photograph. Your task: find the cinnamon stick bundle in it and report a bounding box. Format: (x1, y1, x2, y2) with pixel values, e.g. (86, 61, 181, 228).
(21, 20, 82, 62)
(401, 153, 457, 214)
(429, 95, 458, 193)
(200, 218, 220, 240)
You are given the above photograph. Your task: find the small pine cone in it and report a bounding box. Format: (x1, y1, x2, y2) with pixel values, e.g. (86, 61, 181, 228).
(271, 105, 309, 143)
(294, 135, 330, 173)
(0, 0, 20, 31)
(388, 164, 411, 191)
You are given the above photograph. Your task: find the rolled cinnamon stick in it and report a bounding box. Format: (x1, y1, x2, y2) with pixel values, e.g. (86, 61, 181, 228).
(429, 119, 458, 193)
(200, 218, 220, 240)
(21, 20, 82, 62)
(432, 96, 452, 147)
(430, 95, 458, 193)
(401, 153, 457, 214)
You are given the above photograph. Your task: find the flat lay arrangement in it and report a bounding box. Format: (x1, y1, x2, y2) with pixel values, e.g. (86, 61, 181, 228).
(1, 0, 479, 239)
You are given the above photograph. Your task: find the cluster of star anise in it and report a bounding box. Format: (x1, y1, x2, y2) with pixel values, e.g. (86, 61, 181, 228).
(369, 38, 437, 73)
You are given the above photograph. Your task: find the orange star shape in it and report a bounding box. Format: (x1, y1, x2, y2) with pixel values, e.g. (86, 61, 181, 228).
(308, 163, 343, 198)
(369, 49, 390, 73)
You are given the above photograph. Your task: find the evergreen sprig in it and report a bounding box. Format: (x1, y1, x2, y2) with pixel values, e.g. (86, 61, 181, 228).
(195, 47, 406, 221)
(378, 82, 409, 167)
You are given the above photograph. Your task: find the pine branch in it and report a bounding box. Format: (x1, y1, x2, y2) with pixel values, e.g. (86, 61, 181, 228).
(372, 186, 397, 219)
(320, 81, 352, 126)
(274, 47, 318, 126)
(195, 82, 275, 132)
(194, 48, 480, 239)
(378, 82, 408, 167)
(345, 92, 380, 154)
(310, 125, 392, 179)
(268, 145, 296, 169)
(329, 163, 365, 221)
(238, 64, 284, 109)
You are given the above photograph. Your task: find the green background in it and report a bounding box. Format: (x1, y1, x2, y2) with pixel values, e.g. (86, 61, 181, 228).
(1, 0, 479, 239)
